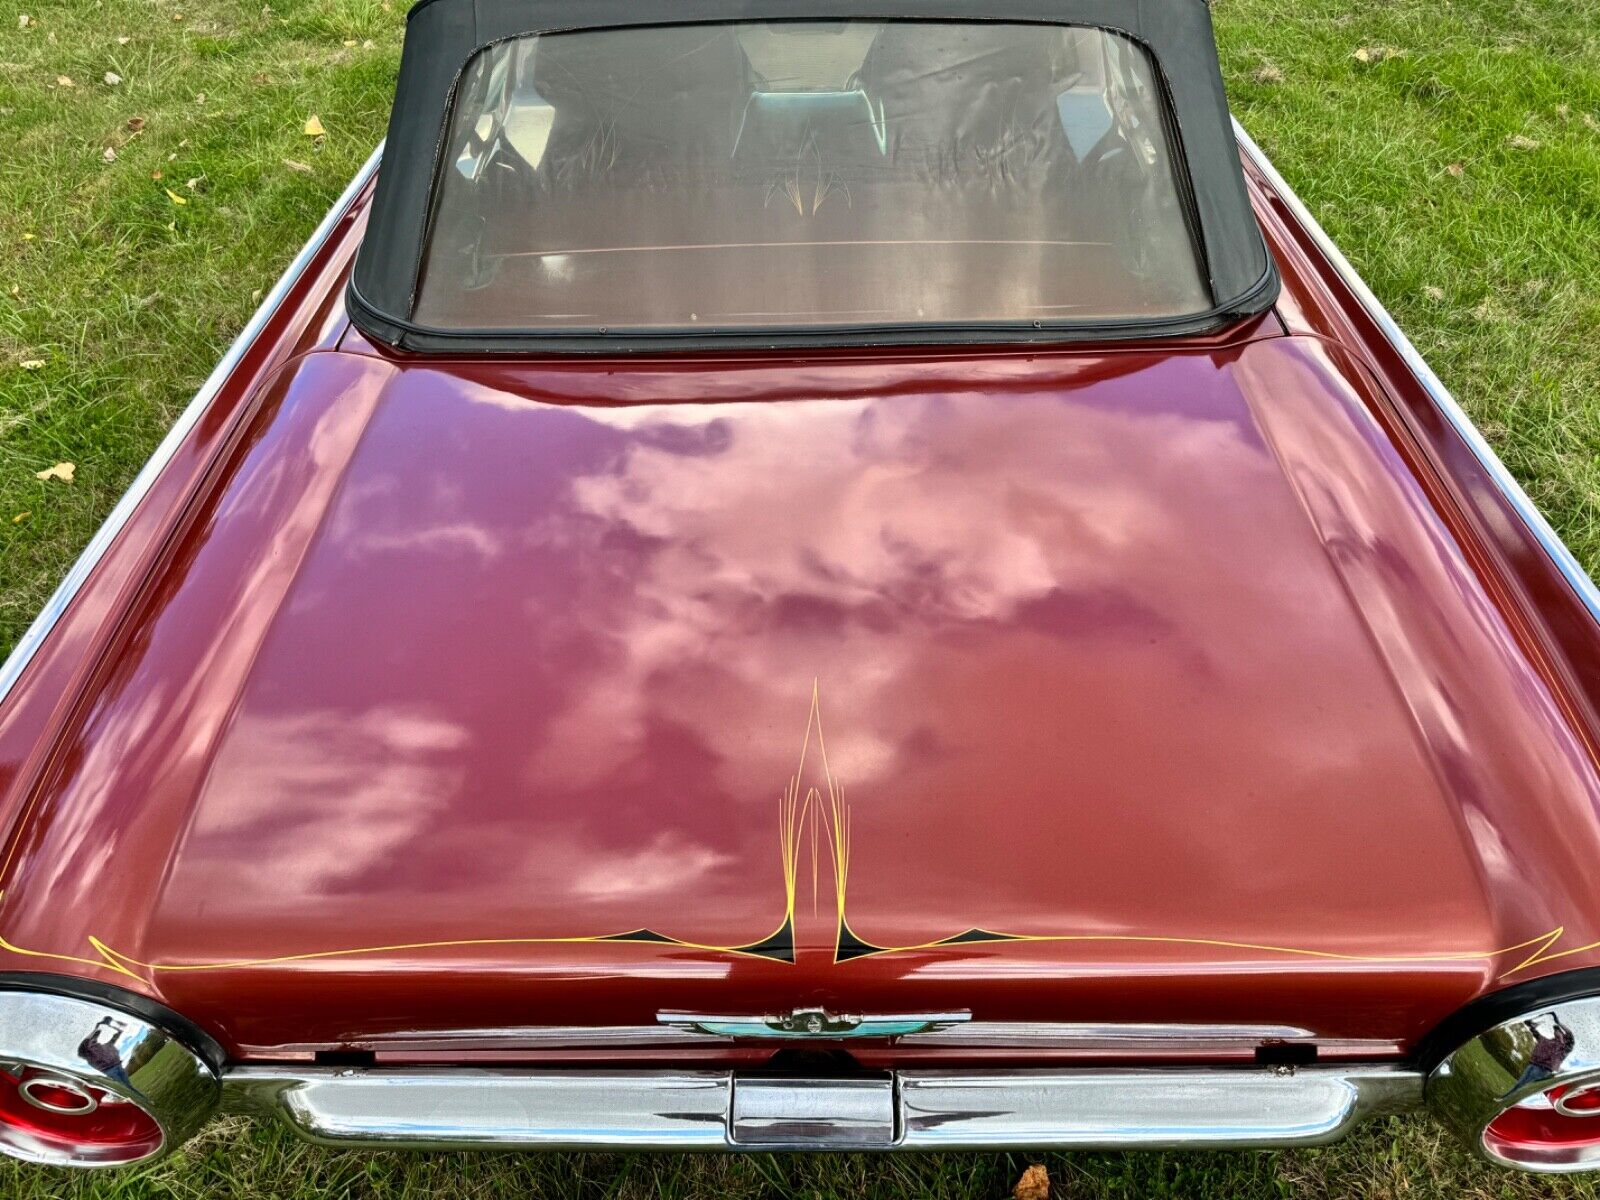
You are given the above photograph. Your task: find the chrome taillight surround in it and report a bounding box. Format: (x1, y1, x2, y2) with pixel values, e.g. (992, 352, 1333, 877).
(0, 991, 220, 1167)
(1428, 996, 1600, 1172)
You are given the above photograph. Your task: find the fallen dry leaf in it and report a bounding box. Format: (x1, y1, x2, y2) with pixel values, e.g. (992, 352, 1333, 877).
(1014, 1163, 1050, 1200)
(304, 114, 326, 138)
(164, 186, 188, 205)
(102, 145, 116, 163)
(362, 39, 374, 50)
(1506, 134, 1541, 150)
(126, 115, 145, 131)
(104, 71, 122, 86)
(55, 75, 75, 88)
(185, 176, 202, 191)
(342, 39, 357, 48)
(1423, 285, 1445, 301)
(251, 288, 263, 304)
(1252, 64, 1285, 84)
(282, 158, 313, 173)
(19, 360, 45, 371)
(12, 512, 31, 525)
(117, 35, 131, 45)
(19, 14, 32, 29)
(151, 169, 163, 180)
(35, 462, 76, 483)
(1353, 45, 1404, 65)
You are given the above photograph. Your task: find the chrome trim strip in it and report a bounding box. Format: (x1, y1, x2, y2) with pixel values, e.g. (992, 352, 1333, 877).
(0, 992, 219, 1167)
(0, 143, 385, 709)
(223, 1063, 1420, 1152)
(1234, 119, 1600, 625)
(340, 1024, 718, 1049)
(904, 1021, 1313, 1048)
(1429, 995, 1600, 1172)
(305, 1019, 1313, 1052)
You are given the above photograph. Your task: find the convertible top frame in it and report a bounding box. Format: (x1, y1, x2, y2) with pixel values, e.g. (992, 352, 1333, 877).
(349, 0, 1279, 352)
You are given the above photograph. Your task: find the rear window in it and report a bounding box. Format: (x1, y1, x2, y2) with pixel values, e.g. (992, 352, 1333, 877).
(415, 21, 1210, 332)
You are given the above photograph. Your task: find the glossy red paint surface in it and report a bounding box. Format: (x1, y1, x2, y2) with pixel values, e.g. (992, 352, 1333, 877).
(3, 156, 1600, 1064)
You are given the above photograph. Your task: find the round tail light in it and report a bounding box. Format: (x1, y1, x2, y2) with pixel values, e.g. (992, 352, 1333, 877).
(1482, 1081, 1600, 1167)
(1429, 996, 1600, 1172)
(0, 1065, 164, 1164)
(0, 990, 219, 1167)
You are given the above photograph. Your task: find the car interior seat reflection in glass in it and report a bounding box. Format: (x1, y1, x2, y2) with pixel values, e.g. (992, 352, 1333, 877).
(414, 20, 1211, 331)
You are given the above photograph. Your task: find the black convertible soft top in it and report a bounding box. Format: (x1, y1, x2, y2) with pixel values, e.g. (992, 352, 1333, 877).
(349, 0, 1277, 353)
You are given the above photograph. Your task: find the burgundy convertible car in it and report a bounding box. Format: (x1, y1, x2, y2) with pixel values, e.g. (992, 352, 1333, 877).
(4, 0, 1600, 1175)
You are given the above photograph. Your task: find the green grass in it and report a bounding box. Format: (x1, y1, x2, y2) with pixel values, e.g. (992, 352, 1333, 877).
(0, 0, 1597, 1195)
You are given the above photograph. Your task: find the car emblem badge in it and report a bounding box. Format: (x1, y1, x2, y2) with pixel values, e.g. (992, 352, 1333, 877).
(658, 1007, 969, 1040)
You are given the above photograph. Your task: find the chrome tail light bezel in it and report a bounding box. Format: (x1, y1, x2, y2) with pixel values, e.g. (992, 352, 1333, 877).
(0, 982, 221, 1167)
(1427, 988, 1600, 1173)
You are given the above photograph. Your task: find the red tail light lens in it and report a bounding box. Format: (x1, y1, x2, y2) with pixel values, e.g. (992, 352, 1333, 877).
(0, 1064, 164, 1165)
(1483, 1082, 1600, 1168)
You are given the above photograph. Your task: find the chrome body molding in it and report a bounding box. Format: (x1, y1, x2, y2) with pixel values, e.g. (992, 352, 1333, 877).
(271, 1019, 1326, 1053)
(1429, 996, 1600, 1172)
(1233, 119, 1600, 625)
(223, 1064, 1420, 1151)
(905, 1020, 1312, 1048)
(0, 992, 219, 1166)
(0, 143, 385, 710)
(659, 1008, 970, 1039)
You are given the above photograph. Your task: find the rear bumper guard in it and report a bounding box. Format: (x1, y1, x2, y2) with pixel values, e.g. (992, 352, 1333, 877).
(224, 1064, 1420, 1152)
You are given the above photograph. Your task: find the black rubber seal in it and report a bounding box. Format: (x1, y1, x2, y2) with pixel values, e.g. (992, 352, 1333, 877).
(345, 262, 1280, 357)
(1414, 967, 1600, 1073)
(0, 972, 228, 1073)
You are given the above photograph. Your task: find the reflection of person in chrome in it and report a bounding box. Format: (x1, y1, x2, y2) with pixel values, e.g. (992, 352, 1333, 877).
(77, 1017, 135, 1091)
(1499, 1012, 1576, 1100)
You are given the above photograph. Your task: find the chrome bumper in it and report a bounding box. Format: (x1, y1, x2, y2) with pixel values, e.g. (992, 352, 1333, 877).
(223, 1064, 1420, 1151)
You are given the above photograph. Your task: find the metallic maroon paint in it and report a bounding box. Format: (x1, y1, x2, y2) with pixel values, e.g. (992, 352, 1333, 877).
(3, 155, 1600, 1066)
